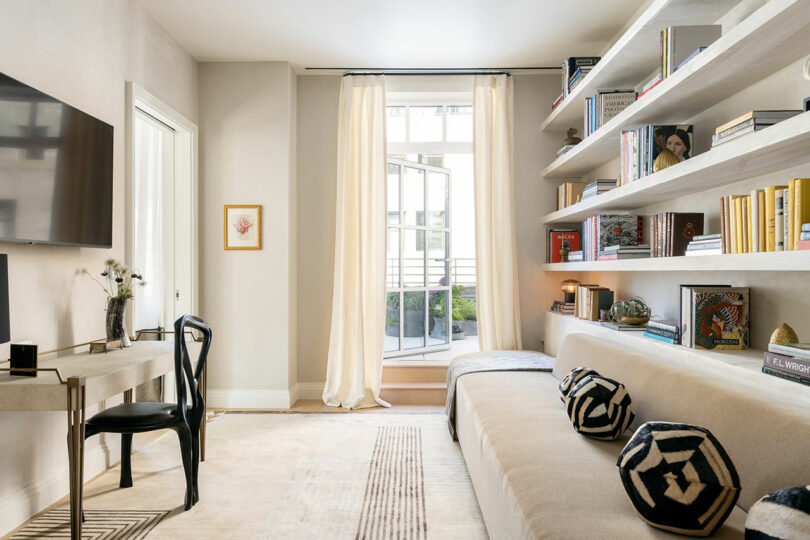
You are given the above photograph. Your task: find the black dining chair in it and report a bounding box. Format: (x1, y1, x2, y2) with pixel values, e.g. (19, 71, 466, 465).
(84, 314, 212, 510)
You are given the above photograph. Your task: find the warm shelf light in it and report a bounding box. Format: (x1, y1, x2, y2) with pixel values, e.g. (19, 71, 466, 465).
(561, 279, 580, 303)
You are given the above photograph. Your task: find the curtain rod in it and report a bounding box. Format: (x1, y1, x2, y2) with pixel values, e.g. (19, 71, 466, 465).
(305, 67, 560, 76)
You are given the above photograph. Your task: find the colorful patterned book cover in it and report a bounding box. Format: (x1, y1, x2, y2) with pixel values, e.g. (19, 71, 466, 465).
(692, 288, 749, 350)
(597, 215, 643, 251)
(549, 231, 581, 263)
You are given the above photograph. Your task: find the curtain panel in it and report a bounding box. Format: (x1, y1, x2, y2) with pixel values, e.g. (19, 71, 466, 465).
(323, 75, 390, 409)
(472, 74, 522, 351)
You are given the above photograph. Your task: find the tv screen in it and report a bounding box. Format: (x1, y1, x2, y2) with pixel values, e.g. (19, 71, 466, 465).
(0, 72, 113, 247)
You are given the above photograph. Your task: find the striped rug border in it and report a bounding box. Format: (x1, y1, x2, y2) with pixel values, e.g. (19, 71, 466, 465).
(10, 509, 169, 539)
(355, 425, 426, 540)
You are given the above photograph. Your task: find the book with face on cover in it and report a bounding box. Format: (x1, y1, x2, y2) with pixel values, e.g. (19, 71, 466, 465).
(691, 287, 750, 350)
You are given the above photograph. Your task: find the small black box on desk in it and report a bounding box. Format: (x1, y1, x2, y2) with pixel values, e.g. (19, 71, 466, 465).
(10, 344, 37, 376)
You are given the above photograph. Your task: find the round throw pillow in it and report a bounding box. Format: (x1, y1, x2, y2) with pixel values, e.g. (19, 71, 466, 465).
(617, 422, 741, 537)
(558, 367, 600, 402)
(564, 374, 634, 440)
(745, 485, 810, 539)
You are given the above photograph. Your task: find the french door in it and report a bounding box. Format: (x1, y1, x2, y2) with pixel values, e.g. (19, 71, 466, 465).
(384, 159, 451, 357)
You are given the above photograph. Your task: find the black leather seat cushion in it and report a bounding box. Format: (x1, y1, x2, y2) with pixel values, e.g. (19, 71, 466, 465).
(87, 402, 179, 431)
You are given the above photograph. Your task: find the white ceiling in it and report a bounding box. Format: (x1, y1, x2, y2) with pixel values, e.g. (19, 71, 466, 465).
(137, 0, 646, 72)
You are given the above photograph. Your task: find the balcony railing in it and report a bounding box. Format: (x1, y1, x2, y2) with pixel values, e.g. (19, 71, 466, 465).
(386, 257, 476, 289)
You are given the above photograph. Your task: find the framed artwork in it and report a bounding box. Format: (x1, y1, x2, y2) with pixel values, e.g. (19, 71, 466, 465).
(224, 205, 261, 250)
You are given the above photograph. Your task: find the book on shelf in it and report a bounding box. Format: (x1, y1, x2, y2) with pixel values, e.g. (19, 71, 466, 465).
(643, 331, 679, 345)
(597, 321, 646, 332)
(568, 250, 584, 262)
(674, 46, 706, 72)
(550, 300, 575, 315)
(557, 182, 587, 210)
(761, 365, 810, 387)
(647, 319, 679, 332)
(551, 93, 563, 110)
(583, 288, 614, 321)
(680, 286, 749, 350)
(547, 229, 581, 263)
(686, 233, 722, 256)
(711, 110, 802, 147)
(637, 77, 662, 100)
(573, 284, 598, 318)
(582, 179, 617, 199)
(789, 179, 810, 251)
(568, 67, 594, 93)
(620, 125, 694, 184)
(678, 284, 729, 349)
(581, 215, 644, 262)
(556, 144, 578, 158)
(645, 326, 679, 340)
(561, 57, 600, 98)
(598, 244, 651, 260)
(767, 342, 810, 362)
(651, 212, 704, 257)
(583, 90, 636, 138)
(763, 351, 810, 379)
(661, 25, 721, 80)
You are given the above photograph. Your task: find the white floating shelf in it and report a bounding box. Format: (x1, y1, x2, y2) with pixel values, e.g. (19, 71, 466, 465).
(542, 0, 810, 178)
(543, 112, 810, 224)
(541, 0, 738, 132)
(541, 251, 810, 272)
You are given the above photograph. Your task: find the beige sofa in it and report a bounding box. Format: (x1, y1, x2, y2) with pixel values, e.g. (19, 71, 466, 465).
(454, 333, 810, 539)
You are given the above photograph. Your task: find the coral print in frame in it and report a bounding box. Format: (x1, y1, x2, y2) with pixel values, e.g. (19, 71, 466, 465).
(224, 205, 261, 250)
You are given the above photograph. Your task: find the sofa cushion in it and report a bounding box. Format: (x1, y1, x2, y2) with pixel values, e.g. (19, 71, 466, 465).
(552, 333, 810, 510)
(618, 422, 741, 537)
(558, 366, 599, 402)
(565, 374, 635, 440)
(455, 371, 746, 539)
(745, 485, 810, 539)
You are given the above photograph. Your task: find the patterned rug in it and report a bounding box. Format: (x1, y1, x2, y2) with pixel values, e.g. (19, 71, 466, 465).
(10, 509, 168, 539)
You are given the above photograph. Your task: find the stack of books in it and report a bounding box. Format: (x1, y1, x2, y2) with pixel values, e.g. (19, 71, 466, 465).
(661, 25, 721, 80)
(551, 93, 563, 111)
(720, 179, 810, 254)
(643, 319, 680, 344)
(763, 343, 810, 386)
(651, 212, 704, 257)
(561, 57, 600, 99)
(581, 215, 644, 262)
(597, 321, 646, 332)
(686, 233, 722, 256)
(712, 110, 802, 147)
(679, 285, 749, 350)
(550, 300, 574, 315)
(638, 73, 662, 100)
(582, 179, 618, 200)
(800, 223, 810, 250)
(573, 284, 613, 321)
(547, 228, 581, 263)
(555, 144, 578, 159)
(598, 244, 650, 260)
(556, 182, 587, 210)
(583, 90, 636, 137)
(568, 250, 584, 262)
(620, 124, 694, 184)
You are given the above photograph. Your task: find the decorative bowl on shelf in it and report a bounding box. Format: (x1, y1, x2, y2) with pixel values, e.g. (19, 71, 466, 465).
(621, 315, 650, 326)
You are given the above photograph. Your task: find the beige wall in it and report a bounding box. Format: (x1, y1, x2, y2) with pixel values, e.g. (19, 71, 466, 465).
(198, 62, 298, 407)
(0, 0, 197, 534)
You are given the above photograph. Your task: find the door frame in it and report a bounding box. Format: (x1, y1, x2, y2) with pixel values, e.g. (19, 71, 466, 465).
(125, 82, 199, 336)
(384, 158, 452, 358)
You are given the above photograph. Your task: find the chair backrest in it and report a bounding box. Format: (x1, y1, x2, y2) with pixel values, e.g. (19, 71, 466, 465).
(173, 314, 212, 420)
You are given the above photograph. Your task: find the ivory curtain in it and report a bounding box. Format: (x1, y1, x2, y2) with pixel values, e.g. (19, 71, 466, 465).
(472, 74, 522, 350)
(323, 75, 390, 409)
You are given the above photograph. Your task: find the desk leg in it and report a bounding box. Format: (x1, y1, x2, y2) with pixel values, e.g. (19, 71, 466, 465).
(200, 363, 207, 462)
(124, 388, 133, 403)
(66, 376, 86, 540)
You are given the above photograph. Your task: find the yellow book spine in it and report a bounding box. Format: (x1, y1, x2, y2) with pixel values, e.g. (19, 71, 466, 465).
(742, 196, 750, 253)
(764, 186, 777, 251)
(794, 178, 810, 251)
(734, 197, 743, 254)
(758, 190, 766, 252)
(788, 179, 796, 251)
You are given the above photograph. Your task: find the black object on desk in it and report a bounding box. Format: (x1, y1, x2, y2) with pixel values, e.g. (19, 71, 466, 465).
(10, 344, 37, 376)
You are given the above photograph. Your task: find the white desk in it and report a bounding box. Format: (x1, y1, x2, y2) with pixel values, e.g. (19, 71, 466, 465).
(0, 340, 204, 540)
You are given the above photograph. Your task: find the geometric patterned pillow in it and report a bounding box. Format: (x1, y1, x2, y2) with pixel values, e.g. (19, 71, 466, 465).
(558, 367, 600, 403)
(745, 485, 810, 540)
(617, 422, 741, 537)
(564, 374, 634, 440)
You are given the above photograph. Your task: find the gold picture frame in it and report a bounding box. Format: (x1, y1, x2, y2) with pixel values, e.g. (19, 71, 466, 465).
(224, 205, 262, 250)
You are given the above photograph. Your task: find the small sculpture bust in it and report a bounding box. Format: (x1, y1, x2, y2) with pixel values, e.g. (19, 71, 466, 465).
(563, 128, 582, 147)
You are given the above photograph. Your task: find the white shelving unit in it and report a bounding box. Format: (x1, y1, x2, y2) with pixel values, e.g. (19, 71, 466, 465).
(542, 250, 810, 272)
(543, 0, 810, 178)
(543, 112, 810, 224)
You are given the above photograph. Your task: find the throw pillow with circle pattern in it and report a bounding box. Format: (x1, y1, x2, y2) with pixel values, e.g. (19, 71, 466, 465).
(564, 374, 634, 440)
(558, 367, 600, 402)
(617, 422, 741, 537)
(745, 485, 810, 539)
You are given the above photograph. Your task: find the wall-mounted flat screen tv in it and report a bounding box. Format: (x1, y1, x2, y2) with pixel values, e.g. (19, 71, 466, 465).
(0, 72, 113, 248)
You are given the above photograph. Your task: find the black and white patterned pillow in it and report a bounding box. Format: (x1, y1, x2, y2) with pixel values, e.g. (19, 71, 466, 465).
(746, 485, 810, 539)
(558, 367, 600, 402)
(617, 422, 741, 537)
(564, 374, 634, 440)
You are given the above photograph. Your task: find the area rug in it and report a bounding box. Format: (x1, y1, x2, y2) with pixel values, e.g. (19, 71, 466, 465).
(10, 509, 168, 539)
(14, 413, 486, 539)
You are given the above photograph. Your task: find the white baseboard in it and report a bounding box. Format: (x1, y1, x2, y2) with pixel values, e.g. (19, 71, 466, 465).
(294, 382, 325, 401)
(207, 389, 294, 409)
(0, 436, 119, 537)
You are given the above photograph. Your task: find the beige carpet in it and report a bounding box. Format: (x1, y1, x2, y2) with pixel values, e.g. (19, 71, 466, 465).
(13, 412, 486, 539)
